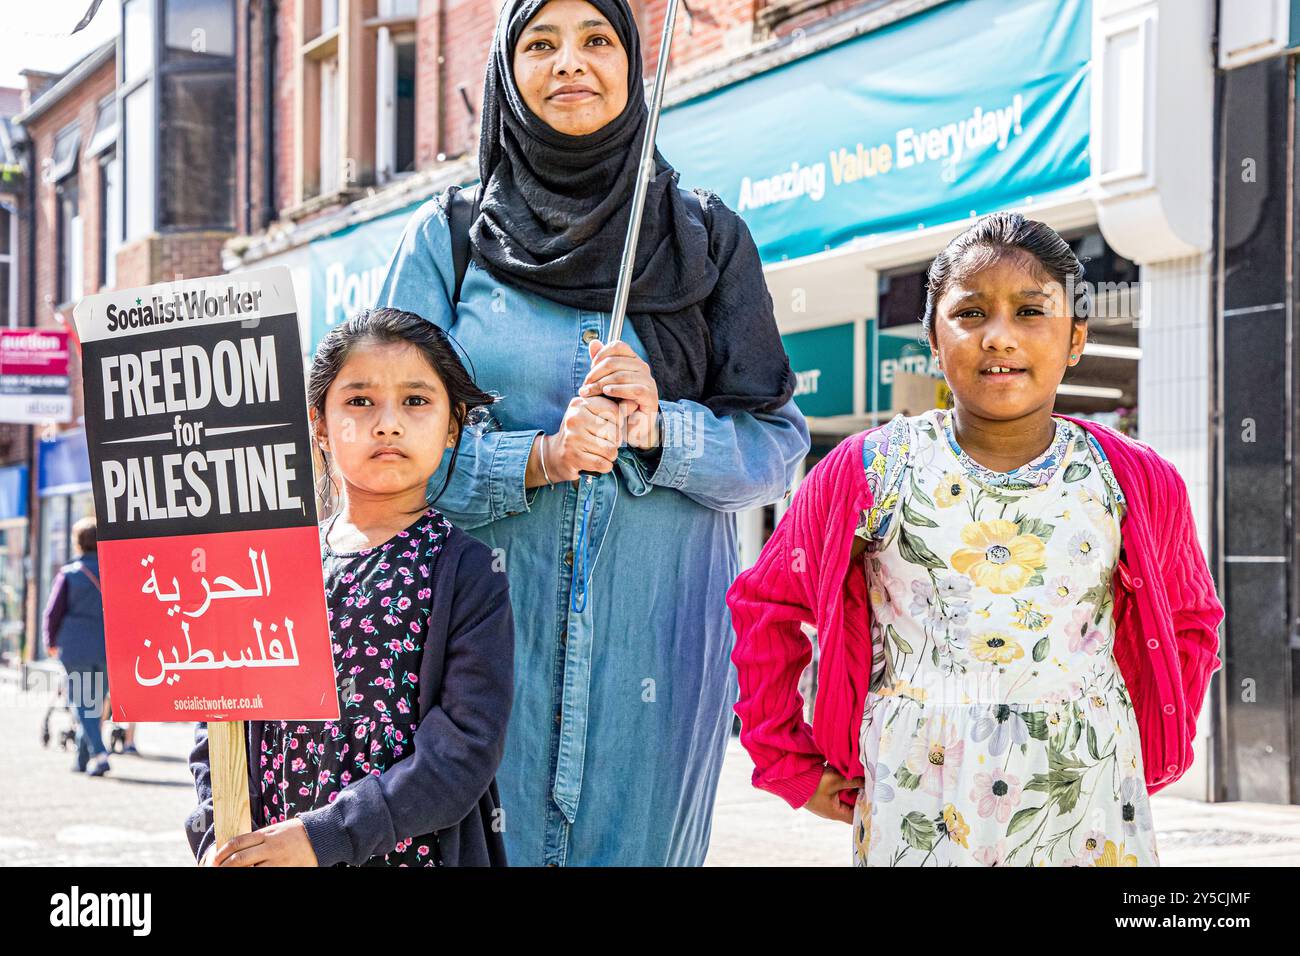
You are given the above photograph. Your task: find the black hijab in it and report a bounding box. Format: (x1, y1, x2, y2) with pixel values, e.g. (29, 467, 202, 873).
(470, 0, 796, 418)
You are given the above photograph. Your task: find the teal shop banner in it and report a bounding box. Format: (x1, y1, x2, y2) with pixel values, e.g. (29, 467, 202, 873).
(308, 202, 423, 352)
(866, 323, 944, 413)
(657, 0, 1091, 263)
(782, 322, 856, 417)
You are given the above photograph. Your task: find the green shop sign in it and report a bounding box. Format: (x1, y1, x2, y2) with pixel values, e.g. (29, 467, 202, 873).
(866, 323, 943, 414)
(781, 323, 856, 418)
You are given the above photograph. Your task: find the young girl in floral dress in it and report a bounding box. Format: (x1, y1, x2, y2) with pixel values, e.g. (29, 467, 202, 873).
(854, 404, 1144, 865)
(728, 213, 1224, 867)
(185, 308, 515, 867)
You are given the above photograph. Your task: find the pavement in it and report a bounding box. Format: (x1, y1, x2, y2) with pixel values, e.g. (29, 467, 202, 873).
(704, 739, 1300, 866)
(3, 668, 1299, 867)
(0, 676, 198, 867)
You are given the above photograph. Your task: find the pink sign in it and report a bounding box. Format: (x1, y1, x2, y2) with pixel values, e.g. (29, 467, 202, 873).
(0, 328, 72, 424)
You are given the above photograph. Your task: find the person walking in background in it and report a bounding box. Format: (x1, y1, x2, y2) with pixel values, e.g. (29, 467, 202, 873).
(43, 516, 111, 777)
(729, 214, 1224, 866)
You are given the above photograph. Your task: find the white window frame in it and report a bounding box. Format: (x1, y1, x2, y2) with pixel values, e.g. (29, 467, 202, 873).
(377, 0, 419, 17)
(0, 204, 15, 328)
(100, 151, 122, 290)
(319, 57, 341, 195)
(375, 28, 416, 184)
(57, 181, 83, 307)
(321, 0, 340, 34)
(121, 80, 156, 242)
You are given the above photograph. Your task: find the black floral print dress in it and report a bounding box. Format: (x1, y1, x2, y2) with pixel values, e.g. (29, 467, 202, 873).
(256, 506, 452, 866)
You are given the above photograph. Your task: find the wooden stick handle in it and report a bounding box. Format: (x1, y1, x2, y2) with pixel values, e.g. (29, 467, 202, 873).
(208, 720, 253, 847)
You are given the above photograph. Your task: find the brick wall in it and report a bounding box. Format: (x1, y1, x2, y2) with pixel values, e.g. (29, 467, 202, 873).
(276, 0, 298, 217)
(767, 0, 876, 39)
(239, 0, 880, 236)
(639, 0, 761, 76)
(114, 233, 234, 290)
(438, 0, 500, 161)
(415, 0, 442, 168)
(24, 58, 116, 329)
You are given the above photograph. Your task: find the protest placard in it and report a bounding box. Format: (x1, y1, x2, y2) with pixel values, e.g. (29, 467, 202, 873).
(72, 267, 336, 724)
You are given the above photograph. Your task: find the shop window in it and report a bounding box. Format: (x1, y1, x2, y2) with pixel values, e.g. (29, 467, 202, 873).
(0, 518, 26, 666)
(122, 82, 154, 241)
(57, 180, 83, 307)
(161, 70, 237, 229)
(87, 95, 120, 289)
(376, 31, 417, 182)
(119, 0, 236, 237)
(164, 0, 236, 61)
(878, 269, 926, 331)
(873, 228, 1140, 420)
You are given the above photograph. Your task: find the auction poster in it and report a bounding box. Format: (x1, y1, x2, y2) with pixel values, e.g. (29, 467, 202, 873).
(0, 327, 73, 424)
(72, 268, 337, 722)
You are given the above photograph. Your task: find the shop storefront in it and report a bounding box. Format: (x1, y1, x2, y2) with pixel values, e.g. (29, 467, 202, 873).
(657, 0, 1152, 547)
(229, 0, 1222, 798)
(659, 0, 1217, 798)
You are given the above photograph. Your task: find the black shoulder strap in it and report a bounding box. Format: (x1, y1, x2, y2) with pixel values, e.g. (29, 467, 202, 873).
(447, 183, 480, 306)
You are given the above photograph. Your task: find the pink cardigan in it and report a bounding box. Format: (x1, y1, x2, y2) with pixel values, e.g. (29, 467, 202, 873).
(727, 415, 1225, 810)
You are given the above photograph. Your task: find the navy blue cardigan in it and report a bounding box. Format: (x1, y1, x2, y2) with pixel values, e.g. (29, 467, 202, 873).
(185, 523, 514, 866)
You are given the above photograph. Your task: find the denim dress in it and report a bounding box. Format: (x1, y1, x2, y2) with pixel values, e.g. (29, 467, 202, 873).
(376, 189, 810, 865)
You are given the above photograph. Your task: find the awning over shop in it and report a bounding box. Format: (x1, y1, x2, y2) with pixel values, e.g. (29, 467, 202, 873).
(657, 0, 1092, 264)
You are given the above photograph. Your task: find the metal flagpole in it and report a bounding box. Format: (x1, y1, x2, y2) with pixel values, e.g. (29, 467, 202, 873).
(569, 0, 684, 614)
(606, 0, 683, 345)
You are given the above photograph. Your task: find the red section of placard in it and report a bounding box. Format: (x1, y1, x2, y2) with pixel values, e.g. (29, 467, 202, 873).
(100, 525, 338, 722)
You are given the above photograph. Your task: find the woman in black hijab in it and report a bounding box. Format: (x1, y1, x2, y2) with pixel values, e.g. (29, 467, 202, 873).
(379, 0, 810, 866)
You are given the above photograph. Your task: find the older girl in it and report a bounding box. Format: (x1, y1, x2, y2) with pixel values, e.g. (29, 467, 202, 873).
(729, 214, 1224, 867)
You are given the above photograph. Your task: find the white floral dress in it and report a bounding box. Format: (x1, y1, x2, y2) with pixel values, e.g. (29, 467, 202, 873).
(850, 409, 1159, 867)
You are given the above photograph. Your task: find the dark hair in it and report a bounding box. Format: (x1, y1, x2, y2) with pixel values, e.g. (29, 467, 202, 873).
(922, 212, 1089, 338)
(73, 516, 96, 554)
(307, 307, 496, 512)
